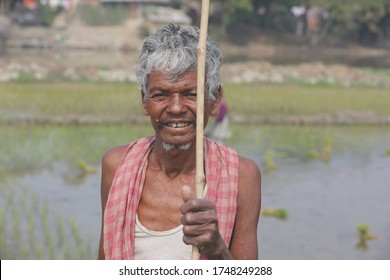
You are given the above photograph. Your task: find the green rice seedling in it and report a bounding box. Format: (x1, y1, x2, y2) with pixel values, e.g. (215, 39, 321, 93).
(61, 244, 72, 260)
(306, 136, 333, 163)
(356, 224, 379, 251)
(31, 193, 40, 216)
(21, 246, 30, 260)
(27, 211, 36, 249)
(56, 216, 65, 247)
(0, 209, 8, 258)
(76, 243, 85, 259)
(357, 224, 379, 241)
(308, 148, 320, 159)
(320, 140, 333, 163)
(262, 149, 278, 173)
(261, 208, 288, 220)
(48, 235, 56, 260)
(19, 188, 28, 215)
(5, 186, 15, 206)
(71, 219, 82, 247)
(12, 207, 22, 248)
(41, 201, 50, 246)
(76, 159, 98, 174)
(385, 148, 390, 156)
(83, 237, 94, 260)
(34, 244, 43, 259)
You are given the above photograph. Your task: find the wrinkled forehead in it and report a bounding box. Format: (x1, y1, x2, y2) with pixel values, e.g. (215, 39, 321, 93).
(147, 69, 198, 86)
(149, 64, 197, 80)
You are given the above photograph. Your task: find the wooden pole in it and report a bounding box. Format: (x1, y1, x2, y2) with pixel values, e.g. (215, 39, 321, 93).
(193, 0, 210, 260)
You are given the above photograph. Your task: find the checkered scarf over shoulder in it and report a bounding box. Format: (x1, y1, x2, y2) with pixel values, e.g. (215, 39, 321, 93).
(103, 136, 239, 259)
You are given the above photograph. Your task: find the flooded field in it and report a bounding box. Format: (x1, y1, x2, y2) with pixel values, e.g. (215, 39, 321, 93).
(1, 124, 389, 259)
(1, 30, 389, 259)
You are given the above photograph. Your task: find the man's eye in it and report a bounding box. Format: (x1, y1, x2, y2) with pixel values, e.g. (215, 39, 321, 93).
(151, 93, 167, 98)
(184, 92, 197, 97)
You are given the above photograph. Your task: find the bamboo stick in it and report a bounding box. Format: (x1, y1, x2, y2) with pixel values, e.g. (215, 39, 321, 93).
(193, 0, 210, 260)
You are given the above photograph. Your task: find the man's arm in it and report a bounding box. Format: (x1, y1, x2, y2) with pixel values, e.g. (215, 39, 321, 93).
(229, 157, 262, 259)
(98, 145, 127, 260)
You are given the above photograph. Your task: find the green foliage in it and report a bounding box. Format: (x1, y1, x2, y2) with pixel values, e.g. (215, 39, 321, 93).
(0, 83, 143, 118)
(1, 83, 390, 123)
(222, 0, 254, 27)
(41, 4, 63, 27)
(138, 24, 150, 38)
(78, 4, 128, 26)
(310, 0, 390, 43)
(211, 0, 390, 45)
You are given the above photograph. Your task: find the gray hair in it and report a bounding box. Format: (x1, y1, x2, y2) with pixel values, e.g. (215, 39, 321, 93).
(135, 23, 222, 101)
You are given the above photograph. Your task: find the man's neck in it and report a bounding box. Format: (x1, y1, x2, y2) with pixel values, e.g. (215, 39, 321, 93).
(149, 141, 197, 178)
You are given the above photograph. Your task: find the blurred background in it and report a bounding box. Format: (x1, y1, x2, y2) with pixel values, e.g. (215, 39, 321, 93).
(0, 0, 389, 260)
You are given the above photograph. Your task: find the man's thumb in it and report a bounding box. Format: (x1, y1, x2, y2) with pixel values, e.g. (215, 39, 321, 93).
(181, 185, 194, 202)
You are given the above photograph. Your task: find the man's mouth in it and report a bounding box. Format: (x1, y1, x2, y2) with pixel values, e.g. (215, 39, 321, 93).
(163, 121, 194, 128)
(167, 122, 191, 128)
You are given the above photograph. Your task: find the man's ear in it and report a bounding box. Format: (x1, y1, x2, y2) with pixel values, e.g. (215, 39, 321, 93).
(141, 90, 149, 116)
(210, 86, 222, 116)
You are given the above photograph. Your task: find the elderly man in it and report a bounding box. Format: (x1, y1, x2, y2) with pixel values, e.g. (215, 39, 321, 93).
(98, 24, 261, 260)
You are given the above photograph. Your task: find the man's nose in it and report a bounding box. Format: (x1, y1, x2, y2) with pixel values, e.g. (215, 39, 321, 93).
(168, 94, 186, 113)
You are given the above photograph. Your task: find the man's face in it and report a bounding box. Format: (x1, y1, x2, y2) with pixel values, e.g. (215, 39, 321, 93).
(142, 70, 220, 148)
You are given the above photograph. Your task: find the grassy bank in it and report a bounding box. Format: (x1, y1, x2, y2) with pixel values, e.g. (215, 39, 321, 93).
(1, 83, 390, 123)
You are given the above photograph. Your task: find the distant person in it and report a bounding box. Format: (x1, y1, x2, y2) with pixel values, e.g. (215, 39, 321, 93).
(98, 24, 261, 260)
(291, 5, 307, 36)
(204, 98, 231, 144)
(306, 6, 322, 45)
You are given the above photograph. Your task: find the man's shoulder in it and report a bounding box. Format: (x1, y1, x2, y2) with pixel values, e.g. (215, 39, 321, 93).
(237, 156, 261, 207)
(102, 145, 128, 171)
(238, 156, 261, 181)
(207, 138, 236, 153)
(208, 140, 260, 176)
(102, 136, 155, 170)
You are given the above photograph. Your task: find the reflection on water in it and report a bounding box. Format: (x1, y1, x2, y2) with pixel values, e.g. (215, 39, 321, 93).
(1, 125, 390, 259)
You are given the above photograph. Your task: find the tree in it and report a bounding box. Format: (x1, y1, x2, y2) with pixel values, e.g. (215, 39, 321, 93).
(309, 0, 390, 45)
(212, 0, 302, 40)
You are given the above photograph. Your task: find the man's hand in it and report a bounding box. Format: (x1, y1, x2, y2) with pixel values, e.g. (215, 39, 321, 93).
(180, 185, 232, 259)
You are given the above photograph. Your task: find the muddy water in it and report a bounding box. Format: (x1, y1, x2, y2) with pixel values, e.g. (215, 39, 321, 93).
(258, 148, 390, 259)
(3, 125, 390, 260)
(235, 127, 390, 259)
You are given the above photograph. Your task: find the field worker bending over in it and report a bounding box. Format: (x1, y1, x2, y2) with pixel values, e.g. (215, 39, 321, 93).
(205, 98, 231, 144)
(98, 23, 261, 260)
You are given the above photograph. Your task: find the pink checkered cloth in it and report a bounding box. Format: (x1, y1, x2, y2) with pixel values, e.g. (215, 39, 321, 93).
(103, 135, 239, 259)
